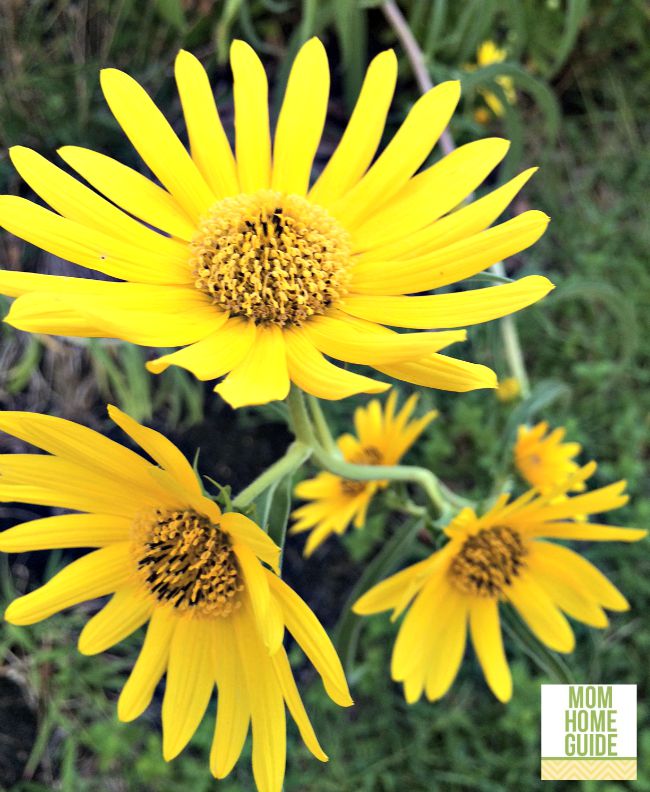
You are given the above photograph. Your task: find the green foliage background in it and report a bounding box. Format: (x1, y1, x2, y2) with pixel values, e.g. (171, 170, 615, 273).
(0, 1, 648, 790)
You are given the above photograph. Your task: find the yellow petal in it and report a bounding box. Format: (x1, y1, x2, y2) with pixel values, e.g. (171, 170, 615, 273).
(271, 647, 327, 761)
(352, 138, 510, 251)
(220, 512, 280, 573)
(146, 317, 255, 379)
(377, 353, 497, 392)
(100, 68, 214, 220)
(535, 481, 629, 521)
(231, 40, 271, 192)
(353, 558, 432, 616)
(268, 574, 352, 707)
(309, 49, 397, 207)
(530, 557, 609, 629)
(4, 543, 131, 626)
(330, 81, 461, 228)
(118, 609, 176, 722)
(528, 521, 647, 542)
(0, 513, 131, 552)
(350, 211, 550, 295)
(284, 329, 390, 399)
(506, 571, 575, 653)
(469, 598, 512, 702)
(210, 617, 250, 779)
(424, 590, 468, 701)
(359, 167, 537, 263)
(272, 38, 329, 195)
(0, 409, 157, 486)
(174, 50, 239, 198)
(162, 618, 215, 760)
(107, 404, 202, 497)
(0, 196, 191, 285)
(234, 544, 283, 654)
(303, 313, 467, 365)
(233, 606, 286, 792)
(10, 146, 190, 262)
(78, 587, 153, 655)
(531, 541, 629, 612)
(342, 276, 554, 328)
(215, 325, 290, 408)
(58, 145, 196, 240)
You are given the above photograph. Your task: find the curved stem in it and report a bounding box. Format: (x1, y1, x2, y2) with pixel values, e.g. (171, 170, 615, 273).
(232, 441, 311, 510)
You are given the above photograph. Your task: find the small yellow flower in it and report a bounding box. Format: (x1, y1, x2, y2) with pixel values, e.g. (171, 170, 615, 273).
(291, 392, 437, 556)
(469, 40, 517, 120)
(496, 376, 521, 402)
(0, 408, 352, 792)
(0, 38, 552, 408)
(354, 464, 645, 703)
(515, 421, 584, 495)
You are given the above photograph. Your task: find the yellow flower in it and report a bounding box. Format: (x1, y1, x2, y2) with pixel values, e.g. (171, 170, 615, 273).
(291, 392, 436, 556)
(495, 376, 521, 402)
(515, 421, 584, 495)
(0, 39, 552, 408)
(0, 408, 352, 792)
(473, 40, 517, 119)
(354, 464, 645, 703)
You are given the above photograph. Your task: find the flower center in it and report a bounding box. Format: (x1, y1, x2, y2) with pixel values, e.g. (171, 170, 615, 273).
(190, 190, 351, 327)
(448, 525, 526, 597)
(133, 508, 243, 617)
(341, 446, 384, 496)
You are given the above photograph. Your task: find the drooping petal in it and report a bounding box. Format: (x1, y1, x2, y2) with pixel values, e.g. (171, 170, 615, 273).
(210, 617, 250, 779)
(146, 317, 255, 379)
(309, 49, 397, 207)
(284, 329, 390, 399)
(0, 513, 131, 552)
(341, 276, 554, 328)
(118, 609, 176, 722)
(353, 558, 433, 617)
(215, 325, 290, 408)
(376, 353, 497, 392)
(234, 544, 283, 654)
(506, 571, 575, 653)
(100, 68, 214, 220)
(4, 543, 131, 626)
(78, 587, 153, 655)
(174, 50, 239, 198)
(231, 40, 271, 192)
(272, 38, 329, 195)
(424, 589, 468, 701)
(268, 574, 352, 707)
(303, 314, 467, 366)
(58, 145, 196, 240)
(526, 521, 647, 542)
(469, 598, 512, 702)
(162, 617, 215, 760)
(220, 512, 281, 573)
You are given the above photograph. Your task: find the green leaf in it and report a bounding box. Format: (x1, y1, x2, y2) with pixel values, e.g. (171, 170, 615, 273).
(334, 0, 368, 110)
(265, 473, 294, 564)
(335, 517, 424, 672)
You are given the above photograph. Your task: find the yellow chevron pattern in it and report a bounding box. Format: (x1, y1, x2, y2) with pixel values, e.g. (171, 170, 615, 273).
(541, 759, 636, 780)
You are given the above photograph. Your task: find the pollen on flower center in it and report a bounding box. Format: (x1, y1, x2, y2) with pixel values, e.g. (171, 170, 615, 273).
(449, 525, 526, 597)
(133, 508, 243, 617)
(190, 190, 351, 327)
(341, 445, 384, 496)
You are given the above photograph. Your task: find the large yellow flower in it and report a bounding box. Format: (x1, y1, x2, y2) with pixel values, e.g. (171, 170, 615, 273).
(292, 392, 437, 556)
(0, 408, 352, 792)
(515, 421, 584, 495)
(354, 464, 645, 703)
(0, 39, 552, 408)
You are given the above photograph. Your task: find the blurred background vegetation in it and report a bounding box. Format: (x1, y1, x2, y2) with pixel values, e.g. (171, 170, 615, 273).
(0, 0, 648, 789)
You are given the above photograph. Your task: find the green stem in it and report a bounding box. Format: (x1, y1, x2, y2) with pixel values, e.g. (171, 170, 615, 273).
(287, 386, 462, 517)
(232, 441, 311, 510)
(307, 393, 339, 454)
